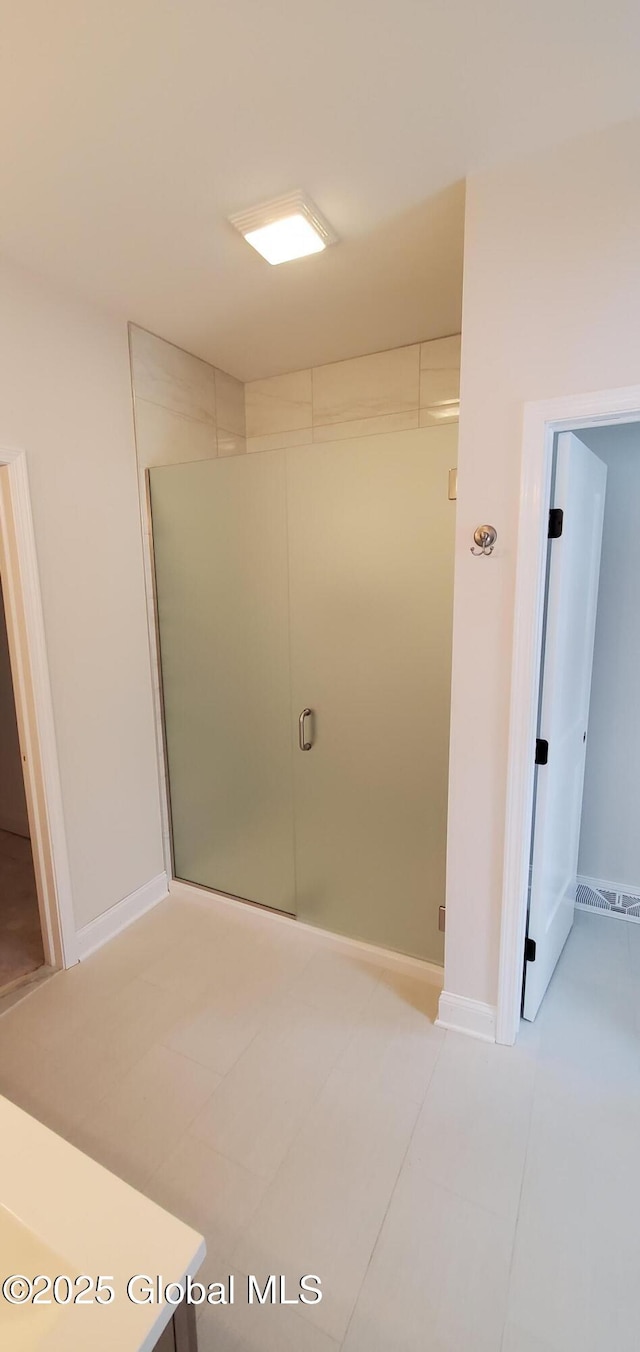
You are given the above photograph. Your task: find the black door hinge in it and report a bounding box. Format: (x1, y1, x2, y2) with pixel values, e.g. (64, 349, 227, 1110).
(548, 507, 564, 539)
(535, 738, 549, 765)
(524, 936, 537, 963)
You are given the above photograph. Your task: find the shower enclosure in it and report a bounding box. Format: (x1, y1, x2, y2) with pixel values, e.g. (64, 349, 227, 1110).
(150, 424, 456, 964)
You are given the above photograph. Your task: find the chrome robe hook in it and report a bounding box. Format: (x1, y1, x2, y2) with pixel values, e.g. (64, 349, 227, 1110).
(470, 524, 497, 556)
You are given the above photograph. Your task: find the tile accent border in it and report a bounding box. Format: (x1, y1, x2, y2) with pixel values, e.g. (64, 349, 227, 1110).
(576, 875, 640, 923)
(436, 991, 497, 1042)
(76, 872, 168, 960)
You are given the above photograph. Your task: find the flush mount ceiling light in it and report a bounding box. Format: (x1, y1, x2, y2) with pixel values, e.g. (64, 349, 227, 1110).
(229, 191, 337, 265)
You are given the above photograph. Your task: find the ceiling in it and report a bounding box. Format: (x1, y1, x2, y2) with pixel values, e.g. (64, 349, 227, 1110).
(1, 1, 640, 380)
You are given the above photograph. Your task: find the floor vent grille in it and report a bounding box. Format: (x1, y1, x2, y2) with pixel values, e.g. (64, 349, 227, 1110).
(576, 877, 640, 924)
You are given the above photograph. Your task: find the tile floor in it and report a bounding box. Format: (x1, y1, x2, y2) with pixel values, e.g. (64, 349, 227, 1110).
(0, 891, 638, 1351)
(0, 827, 44, 992)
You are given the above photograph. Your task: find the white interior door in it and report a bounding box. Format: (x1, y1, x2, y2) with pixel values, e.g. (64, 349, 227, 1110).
(523, 431, 607, 1020)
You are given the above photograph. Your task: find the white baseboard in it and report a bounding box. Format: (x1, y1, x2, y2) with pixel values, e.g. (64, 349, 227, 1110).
(170, 879, 444, 986)
(76, 872, 168, 961)
(436, 991, 497, 1042)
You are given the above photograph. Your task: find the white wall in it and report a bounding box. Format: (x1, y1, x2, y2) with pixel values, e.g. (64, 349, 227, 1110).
(0, 580, 29, 837)
(445, 116, 640, 1011)
(0, 256, 164, 930)
(577, 423, 640, 888)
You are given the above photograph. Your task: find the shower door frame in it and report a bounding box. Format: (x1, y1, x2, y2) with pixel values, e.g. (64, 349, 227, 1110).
(0, 446, 76, 972)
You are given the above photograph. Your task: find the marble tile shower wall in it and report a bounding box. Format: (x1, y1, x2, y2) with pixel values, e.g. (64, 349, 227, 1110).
(244, 334, 461, 454)
(129, 326, 460, 467)
(129, 325, 246, 468)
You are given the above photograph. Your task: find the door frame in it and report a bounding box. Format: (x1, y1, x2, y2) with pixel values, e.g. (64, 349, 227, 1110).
(497, 385, 640, 1045)
(0, 446, 77, 971)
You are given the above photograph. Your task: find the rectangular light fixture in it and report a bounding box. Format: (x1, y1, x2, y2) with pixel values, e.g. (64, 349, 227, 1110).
(229, 191, 337, 265)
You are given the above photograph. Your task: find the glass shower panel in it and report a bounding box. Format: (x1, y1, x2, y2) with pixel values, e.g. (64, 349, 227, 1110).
(149, 452, 296, 912)
(286, 425, 457, 962)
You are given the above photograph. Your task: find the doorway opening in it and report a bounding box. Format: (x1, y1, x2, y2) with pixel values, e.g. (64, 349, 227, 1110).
(0, 574, 44, 993)
(0, 448, 77, 999)
(498, 386, 640, 1044)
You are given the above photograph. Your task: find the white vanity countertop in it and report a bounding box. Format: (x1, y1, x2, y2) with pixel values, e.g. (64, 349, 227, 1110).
(0, 1095, 205, 1351)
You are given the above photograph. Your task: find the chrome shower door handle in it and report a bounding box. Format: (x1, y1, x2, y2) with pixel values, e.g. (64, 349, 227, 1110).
(298, 708, 313, 751)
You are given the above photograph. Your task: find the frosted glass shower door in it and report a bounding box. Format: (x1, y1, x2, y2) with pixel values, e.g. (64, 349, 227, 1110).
(149, 453, 296, 912)
(287, 425, 456, 962)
